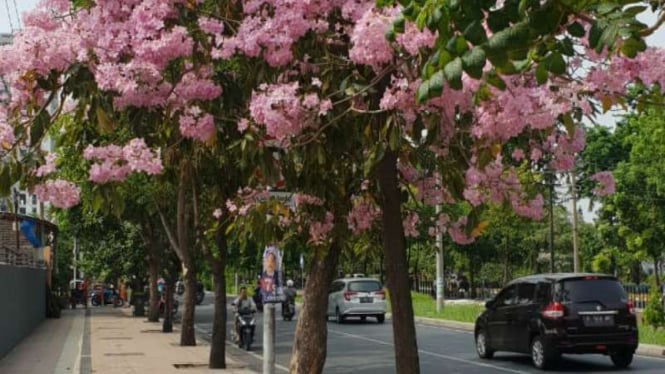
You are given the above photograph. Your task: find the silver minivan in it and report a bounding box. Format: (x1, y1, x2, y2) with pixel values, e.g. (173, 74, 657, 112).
(327, 277, 386, 323)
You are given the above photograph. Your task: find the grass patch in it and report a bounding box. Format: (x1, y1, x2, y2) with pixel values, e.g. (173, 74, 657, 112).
(410, 292, 483, 323)
(638, 319, 665, 346)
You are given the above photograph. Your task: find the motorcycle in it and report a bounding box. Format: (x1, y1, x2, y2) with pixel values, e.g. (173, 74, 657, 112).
(281, 300, 295, 321)
(235, 306, 256, 351)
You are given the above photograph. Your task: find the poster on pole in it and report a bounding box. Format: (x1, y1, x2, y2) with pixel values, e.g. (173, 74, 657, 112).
(260, 245, 284, 303)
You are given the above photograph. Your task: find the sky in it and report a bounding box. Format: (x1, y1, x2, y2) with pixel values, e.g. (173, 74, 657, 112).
(0, 0, 38, 34)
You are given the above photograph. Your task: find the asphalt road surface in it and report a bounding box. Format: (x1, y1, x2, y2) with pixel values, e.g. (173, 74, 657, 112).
(192, 294, 665, 373)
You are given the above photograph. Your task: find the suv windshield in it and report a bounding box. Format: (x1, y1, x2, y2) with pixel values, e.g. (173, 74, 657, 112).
(348, 281, 382, 292)
(558, 279, 627, 304)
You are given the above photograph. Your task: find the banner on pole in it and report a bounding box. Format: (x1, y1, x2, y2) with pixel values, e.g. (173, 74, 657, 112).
(260, 245, 284, 303)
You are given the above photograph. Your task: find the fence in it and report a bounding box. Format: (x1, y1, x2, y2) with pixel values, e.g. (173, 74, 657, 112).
(0, 245, 46, 269)
(410, 276, 500, 300)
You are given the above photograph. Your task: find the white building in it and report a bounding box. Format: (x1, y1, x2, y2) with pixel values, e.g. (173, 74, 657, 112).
(0, 32, 52, 220)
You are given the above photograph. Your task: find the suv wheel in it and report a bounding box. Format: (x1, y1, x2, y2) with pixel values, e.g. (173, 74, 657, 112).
(475, 330, 494, 359)
(376, 314, 385, 324)
(531, 336, 557, 370)
(610, 351, 633, 368)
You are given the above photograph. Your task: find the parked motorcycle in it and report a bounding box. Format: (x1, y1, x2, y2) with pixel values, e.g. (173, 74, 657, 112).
(281, 300, 295, 321)
(235, 306, 256, 351)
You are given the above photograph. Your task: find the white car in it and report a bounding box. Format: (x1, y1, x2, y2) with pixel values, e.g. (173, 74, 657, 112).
(327, 277, 386, 323)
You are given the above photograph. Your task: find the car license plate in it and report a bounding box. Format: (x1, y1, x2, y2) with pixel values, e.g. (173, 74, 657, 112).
(360, 297, 372, 303)
(583, 315, 614, 327)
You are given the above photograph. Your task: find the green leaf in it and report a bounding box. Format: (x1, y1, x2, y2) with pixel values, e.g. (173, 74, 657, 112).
(485, 71, 506, 90)
(443, 57, 463, 90)
(388, 125, 400, 151)
(30, 110, 49, 147)
(0, 164, 10, 197)
(487, 28, 511, 51)
(462, 47, 486, 79)
(544, 52, 566, 75)
(416, 80, 430, 104)
(393, 14, 405, 34)
(96, 106, 114, 134)
(446, 35, 469, 56)
(535, 63, 548, 85)
(589, 21, 602, 49)
(429, 70, 444, 97)
(463, 20, 488, 45)
(620, 37, 647, 58)
(567, 21, 585, 37)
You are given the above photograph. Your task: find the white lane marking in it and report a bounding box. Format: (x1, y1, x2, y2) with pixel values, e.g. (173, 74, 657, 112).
(328, 329, 528, 374)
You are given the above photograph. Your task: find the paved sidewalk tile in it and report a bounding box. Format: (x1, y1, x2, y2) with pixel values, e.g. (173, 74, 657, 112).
(0, 308, 85, 374)
(90, 307, 256, 373)
(0, 306, 257, 374)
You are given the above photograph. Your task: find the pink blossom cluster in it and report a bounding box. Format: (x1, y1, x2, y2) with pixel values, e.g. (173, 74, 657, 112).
(590, 171, 616, 196)
(34, 152, 58, 177)
(178, 106, 216, 142)
(347, 197, 382, 235)
(403, 212, 420, 238)
(308, 212, 335, 245)
(294, 193, 323, 208)
(462, 159, 544, 220)
(83, 138, 163, 184)
(249, 82, 331, 145)
(32, 179, 80, 208)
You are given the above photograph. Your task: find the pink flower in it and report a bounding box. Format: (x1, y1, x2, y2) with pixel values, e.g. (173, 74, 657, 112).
(33, 179, 81, 208)
(213, 208, 223, 219)
(35, 152, 58, 177)
(590, 171, 615, 196)
(403, 212, 420, 238)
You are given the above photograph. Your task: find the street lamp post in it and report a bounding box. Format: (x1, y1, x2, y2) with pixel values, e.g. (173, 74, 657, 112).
(13, 188, 19, 252)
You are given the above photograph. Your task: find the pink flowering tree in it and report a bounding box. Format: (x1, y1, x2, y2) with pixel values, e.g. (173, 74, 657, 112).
(3, 1, 665, 373)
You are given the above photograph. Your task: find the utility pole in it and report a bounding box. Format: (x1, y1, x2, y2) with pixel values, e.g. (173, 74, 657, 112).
(263, 303, 276, 374)
(435, 205, 445, 312)
(571, 169, 580, 272)
(549, 171, 555, 274)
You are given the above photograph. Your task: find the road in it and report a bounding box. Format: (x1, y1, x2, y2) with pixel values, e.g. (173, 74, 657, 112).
(192, 294, 665, 373)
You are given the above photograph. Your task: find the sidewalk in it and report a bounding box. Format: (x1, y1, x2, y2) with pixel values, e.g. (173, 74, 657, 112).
(0, 306, 257, 373)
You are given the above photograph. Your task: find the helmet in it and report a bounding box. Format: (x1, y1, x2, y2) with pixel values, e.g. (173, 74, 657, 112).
(286, 279, 294, 287)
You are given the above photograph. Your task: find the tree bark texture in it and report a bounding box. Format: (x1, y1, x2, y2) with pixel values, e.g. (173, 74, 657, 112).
(378, 149, 421, 374)
(163, 278, 175, 333)
(147, 255, 160, 322)
(177, 162, 196, 346)
(208, 227, 228, 369)
(289, 240, 343, 374)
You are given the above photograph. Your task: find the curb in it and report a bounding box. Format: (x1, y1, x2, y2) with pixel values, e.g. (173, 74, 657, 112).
(388, 314, 665, 360)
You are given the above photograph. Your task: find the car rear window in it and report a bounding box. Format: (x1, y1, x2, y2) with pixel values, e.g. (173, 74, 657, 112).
(558, 279, 627, 303)
(348, 281, 382, 292)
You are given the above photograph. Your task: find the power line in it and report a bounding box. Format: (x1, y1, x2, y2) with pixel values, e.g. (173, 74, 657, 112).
(11, 0, 20, 30)
(3, 0, 15, 32)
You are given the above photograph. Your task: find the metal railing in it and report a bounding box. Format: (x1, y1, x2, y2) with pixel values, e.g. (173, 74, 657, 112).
(0, 245, 46, 268)
(410, 276, 500, 300)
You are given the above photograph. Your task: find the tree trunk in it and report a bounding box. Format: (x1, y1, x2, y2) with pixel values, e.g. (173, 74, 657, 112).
(180, 264, 197, 346)
(654, 257, 661, 287)
(289, 240, 342, 374)
(377, 149, 420, 374)
(208, 227, 228, 369)
(148, 257, 160, 322)
(163, 278, 175, 333)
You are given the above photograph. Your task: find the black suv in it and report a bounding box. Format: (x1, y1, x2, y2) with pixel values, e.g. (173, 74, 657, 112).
(474, 273, 638, 370)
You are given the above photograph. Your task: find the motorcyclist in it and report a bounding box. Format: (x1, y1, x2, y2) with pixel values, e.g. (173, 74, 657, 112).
(282, 279, 297, 318)
(233, 286, 257, 343)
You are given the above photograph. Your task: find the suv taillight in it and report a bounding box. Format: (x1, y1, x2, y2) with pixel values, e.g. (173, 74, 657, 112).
(374, 290, 386, 300)
(541, 302, 565, 319)
(343, 291, 357, 301)
(627, 301, 635, 315)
